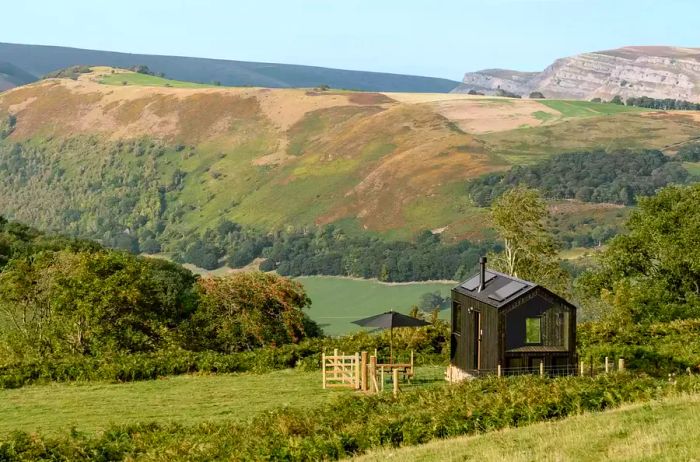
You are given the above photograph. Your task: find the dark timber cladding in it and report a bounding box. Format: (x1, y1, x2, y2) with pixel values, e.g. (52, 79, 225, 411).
(450, 257, 577, 376)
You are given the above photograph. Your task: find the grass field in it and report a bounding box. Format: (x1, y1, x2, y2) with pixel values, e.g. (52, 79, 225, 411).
(683, 161, 700, 176)
(99, 71, 221, 88)
(297, 276, 454, 336)
(356, 394, 700, 462)
(539, 100, 646, 118)
(0, 366, 445, 436)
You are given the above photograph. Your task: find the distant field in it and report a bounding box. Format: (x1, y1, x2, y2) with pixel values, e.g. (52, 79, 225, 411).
(298, 276, 454, 336)
(357, 394, 700, 462)
(99, 71, 220, 88)
(539, 99, 647, 118)
(0, 366, 444, 436)
(684, 161, 700, 176)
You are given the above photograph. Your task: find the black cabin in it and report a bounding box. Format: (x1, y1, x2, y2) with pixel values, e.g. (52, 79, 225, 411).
(449, 257, 576, 380)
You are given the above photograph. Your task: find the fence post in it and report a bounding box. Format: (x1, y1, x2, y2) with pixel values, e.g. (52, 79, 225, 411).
(393, 368, 399, 397)
(361, 351, 368, 391)
(370, 355, 378, 393)
(605, 356, 610, 374)
(497, 364, 502, 377)
(410, 350, 414, 377)
(322, 353, 326, 389)
(539, 361, 544, 377)
(580, 361, 585, 377)
(354, 352, 360, 389)
(381, 367, 385, 391)
(618, 358, 625, 372)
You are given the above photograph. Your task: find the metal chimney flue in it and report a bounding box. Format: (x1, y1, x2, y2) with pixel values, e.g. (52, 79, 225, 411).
(478, 256, 487, 292)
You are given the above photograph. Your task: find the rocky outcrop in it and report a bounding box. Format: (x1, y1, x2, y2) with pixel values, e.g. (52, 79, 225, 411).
(452, 46, 700, 102)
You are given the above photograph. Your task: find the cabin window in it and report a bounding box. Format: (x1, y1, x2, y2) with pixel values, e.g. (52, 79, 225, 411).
(453, 302, 462, 334)
(525, 317, 542, 344)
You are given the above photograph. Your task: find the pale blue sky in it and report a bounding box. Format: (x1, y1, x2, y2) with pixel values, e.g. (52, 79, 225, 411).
(3, 0, 699, 80)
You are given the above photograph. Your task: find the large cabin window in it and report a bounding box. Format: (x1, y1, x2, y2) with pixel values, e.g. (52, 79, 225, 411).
(525, 317, 542, 344)
(453, 302, 462, 334)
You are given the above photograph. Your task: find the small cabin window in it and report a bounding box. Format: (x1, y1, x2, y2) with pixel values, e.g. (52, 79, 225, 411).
(525, 317, 542, 344)
(453, 302, 462, 334)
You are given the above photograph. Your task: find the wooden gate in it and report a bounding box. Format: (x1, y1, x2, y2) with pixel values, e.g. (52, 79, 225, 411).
(322, 349, 360, 389)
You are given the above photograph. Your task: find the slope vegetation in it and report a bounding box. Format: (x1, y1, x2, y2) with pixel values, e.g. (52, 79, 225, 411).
(0, 68, 699, 250)
(357, 394, 700, 462)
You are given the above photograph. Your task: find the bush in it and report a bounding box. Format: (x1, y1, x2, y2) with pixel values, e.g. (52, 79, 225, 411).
(2, 374, 698, 460)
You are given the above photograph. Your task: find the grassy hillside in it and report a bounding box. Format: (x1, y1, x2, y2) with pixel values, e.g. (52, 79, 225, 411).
(0, 69, 699, 261)
(99, 71, 220, 88)
(356, 394, 700, 462)
(298, 276, 453, 335)
(0, 42, 461, 92)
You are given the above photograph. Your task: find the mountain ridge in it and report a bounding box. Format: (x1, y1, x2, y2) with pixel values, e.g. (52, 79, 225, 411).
(453, 46, 700, 102)
(0, 42, 460, 93)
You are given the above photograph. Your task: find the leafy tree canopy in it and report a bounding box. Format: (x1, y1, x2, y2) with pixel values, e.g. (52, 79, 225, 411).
(577, 184, 700, 325)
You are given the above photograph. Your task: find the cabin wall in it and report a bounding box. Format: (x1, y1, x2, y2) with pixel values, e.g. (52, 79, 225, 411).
(451, 291, 499, 372)
(503, 295, 571, 350)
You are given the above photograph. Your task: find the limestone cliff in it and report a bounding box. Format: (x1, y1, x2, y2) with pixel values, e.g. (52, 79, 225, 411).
(453, 46, 700, 102)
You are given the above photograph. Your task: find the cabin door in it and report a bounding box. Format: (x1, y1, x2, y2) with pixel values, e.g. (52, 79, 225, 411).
(470, 310, 481, 370)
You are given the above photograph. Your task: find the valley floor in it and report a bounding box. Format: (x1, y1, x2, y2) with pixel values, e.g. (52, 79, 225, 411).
(355, 394, 700, 462)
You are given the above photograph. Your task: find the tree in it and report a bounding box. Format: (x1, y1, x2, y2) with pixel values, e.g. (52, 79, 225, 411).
(610, 95, 624, 105)
(489, 187, 567, 291)
(529, 91, 545, 99)
(577, 184, 700, 325)
(186, 272, 314, 352)
(0, 250, 197, 359)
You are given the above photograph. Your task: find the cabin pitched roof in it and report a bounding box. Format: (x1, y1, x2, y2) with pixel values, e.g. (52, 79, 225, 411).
(453, 269, 538, 308)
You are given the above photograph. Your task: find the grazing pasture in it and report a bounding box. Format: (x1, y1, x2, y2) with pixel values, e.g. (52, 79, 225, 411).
(0, 366, 445, 436)
(297, 276, 453, 336)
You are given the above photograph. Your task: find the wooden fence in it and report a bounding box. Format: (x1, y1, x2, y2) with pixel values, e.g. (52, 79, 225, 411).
(322, 349, 414, 397)
(322, 349, 360, 389)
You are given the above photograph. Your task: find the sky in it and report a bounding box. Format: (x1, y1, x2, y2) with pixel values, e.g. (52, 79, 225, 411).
(3, 0, 700, 80)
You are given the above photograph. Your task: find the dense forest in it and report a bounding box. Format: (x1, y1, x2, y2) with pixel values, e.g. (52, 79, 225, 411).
(170, 224, 497, 281)
(466, 149, 693, 207)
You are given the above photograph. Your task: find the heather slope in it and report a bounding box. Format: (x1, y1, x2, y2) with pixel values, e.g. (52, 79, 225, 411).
(0, 68, 699, 250)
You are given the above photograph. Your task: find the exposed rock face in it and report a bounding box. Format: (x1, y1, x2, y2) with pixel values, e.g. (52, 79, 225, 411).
(452, 46, 700, 102)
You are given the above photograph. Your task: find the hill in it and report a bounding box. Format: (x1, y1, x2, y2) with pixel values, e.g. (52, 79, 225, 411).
(453, 46, 700, 102)
(357, 394, 700, 461)
(0, 68, 699, 266)
(0, 42, 460, 93)
(0, 61, 35, 91)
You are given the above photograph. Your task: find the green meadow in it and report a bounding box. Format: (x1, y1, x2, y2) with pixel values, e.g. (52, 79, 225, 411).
(297, 276, 454, 336)
(539, 99, 647, 118)
(99, 72, 221, 88)
(0, 366, 445, 436)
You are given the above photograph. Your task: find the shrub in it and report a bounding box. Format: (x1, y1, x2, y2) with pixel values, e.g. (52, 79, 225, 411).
(2, 374, 698, 460)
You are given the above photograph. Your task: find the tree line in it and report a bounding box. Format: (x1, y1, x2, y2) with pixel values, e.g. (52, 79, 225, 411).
(466, 149, 693, 207)
(170, 224, 497, 281)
